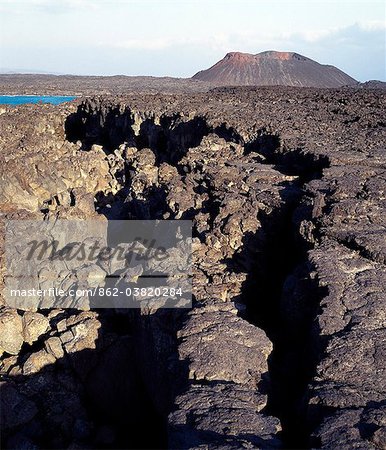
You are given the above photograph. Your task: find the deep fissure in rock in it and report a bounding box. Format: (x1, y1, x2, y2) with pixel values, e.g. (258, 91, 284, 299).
(64, 105, 332, 449)
(240, 137, 331, 448)
(2, 309, 168, 450)
(77, 310, 168, 450)
(66, 104, 211, 167)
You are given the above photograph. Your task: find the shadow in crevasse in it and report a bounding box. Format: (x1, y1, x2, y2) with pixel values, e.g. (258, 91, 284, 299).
(222, 139, 331, 449)
(170, 425, 281, 450)
(135, 116, 209, 167)
(65, 103, 136, 152)
(0, 305, 190, 450)
(65, 102, 210, 168)
(1, 206, 191, 450)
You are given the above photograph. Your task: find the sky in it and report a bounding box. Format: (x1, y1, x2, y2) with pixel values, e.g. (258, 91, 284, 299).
(0, 0, 385, 81)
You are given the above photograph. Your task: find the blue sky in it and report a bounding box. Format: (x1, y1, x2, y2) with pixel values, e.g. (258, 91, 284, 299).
(0, 0, 385, 81)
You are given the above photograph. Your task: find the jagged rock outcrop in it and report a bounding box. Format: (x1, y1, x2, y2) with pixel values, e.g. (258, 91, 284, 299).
(0, 86, 385, 449)
(193, 51, 357, 87)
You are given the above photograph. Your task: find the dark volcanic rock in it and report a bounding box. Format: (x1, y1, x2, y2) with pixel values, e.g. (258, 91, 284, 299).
(0, 74, 210, 96)
(0, 86, 385, 449)
(193, 51, 357, 87)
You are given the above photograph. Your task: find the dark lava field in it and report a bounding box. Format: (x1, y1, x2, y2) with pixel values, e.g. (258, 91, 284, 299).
(0, 86, 385, 449)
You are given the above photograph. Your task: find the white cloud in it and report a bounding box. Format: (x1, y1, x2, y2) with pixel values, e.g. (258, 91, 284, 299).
(358, 20, 386, 30)
(237, 21, 385, 47)
(105, 21, 385, 80)
(107, 21, 385, 55)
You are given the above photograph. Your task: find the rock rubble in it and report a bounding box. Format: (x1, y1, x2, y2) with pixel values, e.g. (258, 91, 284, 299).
(0, 86, 385, 449)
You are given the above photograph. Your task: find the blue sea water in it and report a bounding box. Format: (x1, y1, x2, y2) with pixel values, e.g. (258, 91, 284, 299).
(0, 95, 76, 105)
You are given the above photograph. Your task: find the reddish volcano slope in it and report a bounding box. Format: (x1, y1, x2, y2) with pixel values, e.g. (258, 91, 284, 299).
(193, 51, 357, 87)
